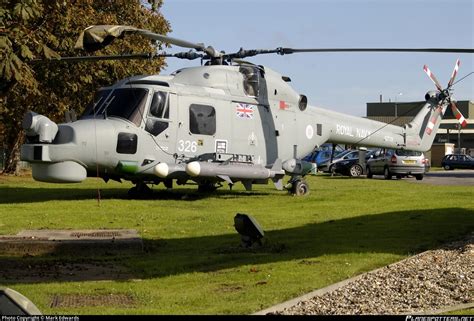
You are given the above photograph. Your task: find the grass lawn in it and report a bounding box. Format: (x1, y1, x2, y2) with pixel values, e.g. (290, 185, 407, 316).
(0, 173, 473, 314)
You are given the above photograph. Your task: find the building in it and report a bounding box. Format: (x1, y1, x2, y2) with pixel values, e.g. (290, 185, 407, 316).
(366, 100, 474, 165)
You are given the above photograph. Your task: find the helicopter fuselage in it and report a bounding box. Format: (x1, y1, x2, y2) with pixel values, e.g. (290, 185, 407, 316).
(20, 63, 442, 191)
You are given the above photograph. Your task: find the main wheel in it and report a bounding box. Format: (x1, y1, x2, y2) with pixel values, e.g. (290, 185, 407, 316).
(198, 181, 218, 192)
(292, 180, 310, 196)
(366, 166, 373, 178)
(349, 164, 363, 177)
(415, 174, 424, 181)
(128, 182, 153, 198)
(383, 167, 392, 180)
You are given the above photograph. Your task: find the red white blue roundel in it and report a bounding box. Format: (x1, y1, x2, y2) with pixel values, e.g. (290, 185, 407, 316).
(236, 103, 255, 119)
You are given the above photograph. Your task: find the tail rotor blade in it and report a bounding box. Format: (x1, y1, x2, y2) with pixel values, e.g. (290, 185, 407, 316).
(447, 59, 461, 88)
(423, 65, 443, 91)
(450, 101, 468, 127)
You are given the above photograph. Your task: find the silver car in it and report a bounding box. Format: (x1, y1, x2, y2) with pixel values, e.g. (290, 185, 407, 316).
(366, 149, 426, 180)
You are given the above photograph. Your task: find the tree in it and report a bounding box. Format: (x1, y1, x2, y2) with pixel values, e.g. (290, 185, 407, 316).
(0, 0, 170, 174)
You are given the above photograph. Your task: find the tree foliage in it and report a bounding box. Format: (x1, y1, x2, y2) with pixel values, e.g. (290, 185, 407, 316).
(0, 0, 170, 174)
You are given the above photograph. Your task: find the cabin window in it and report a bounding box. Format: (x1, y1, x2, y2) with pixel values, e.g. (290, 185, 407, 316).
(189, 104, 216, 135)
(240, 65, 260, 97)
(145, 91, 170, 136)
(116, 132, 138, 154)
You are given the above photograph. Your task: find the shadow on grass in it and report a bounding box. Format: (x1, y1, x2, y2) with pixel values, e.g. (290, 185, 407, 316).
(0, 186, 271, 204)
(1, 207, 472, 284)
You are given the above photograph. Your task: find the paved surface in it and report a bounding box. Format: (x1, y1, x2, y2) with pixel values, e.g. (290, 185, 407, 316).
(412, 169, 474, 186)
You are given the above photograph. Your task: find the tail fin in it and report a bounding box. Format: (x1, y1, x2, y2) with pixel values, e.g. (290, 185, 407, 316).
(404, 97, 447, 152)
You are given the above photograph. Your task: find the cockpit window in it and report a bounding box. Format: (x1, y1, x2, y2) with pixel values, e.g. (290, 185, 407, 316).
(149, 91, 169, 119)
(105, 88, 148, 126)
(240, 65, 260, 97)
(82, 89, 112, 117)
(82, 88, 148, 126)
(145, 91, 170, 136)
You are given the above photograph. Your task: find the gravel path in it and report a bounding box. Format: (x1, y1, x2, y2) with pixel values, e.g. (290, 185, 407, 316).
(274, 234, 473, 315)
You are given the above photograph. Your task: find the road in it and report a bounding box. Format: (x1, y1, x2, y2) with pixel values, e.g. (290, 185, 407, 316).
(412, 170, 474, 186)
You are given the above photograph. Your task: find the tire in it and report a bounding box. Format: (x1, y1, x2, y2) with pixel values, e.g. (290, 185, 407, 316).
(415, 174, 424, 181)
(366, 166, 373, 178)
(383, 167, 392, 180)
(292, 180, 310, 196)
(444, 164, 451, 170)
(329, 165, 335, 175)
(349, 164, 363, 177)
(396, 175, 402, 180)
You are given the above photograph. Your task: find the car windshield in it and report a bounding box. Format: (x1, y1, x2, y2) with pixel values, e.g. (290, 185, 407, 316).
(395, 150, 422, 157)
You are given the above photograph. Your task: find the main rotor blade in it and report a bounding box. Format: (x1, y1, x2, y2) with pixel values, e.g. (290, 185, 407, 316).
(447, 59, 461, 88)
(75, 25, 207, 53)
(450, 101, 468, 127)
(277, 48, 474, 54)
(32, 51, 203, 63)
(423, 65, 444, 91)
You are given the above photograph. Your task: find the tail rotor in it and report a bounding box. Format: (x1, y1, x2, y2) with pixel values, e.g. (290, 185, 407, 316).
(423, 59, 468, 135)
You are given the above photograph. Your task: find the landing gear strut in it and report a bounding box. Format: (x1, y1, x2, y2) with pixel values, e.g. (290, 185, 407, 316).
(286, 177, 310, 196)
(128, 182, 153, 198)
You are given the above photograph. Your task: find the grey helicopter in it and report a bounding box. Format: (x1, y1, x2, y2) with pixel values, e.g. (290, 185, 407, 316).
(20, 25, 472, 196)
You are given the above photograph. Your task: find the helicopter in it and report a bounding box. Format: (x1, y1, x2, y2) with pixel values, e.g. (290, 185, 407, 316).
(19, 25, 472, 196)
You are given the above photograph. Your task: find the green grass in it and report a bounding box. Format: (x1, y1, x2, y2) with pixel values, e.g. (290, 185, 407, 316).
(0, 173, 473, 314)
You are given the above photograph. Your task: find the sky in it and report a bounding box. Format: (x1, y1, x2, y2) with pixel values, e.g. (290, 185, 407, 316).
(158, 0, 473, 117)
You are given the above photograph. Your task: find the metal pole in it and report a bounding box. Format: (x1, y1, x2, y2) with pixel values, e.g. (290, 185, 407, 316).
(458, 124, 461, 152)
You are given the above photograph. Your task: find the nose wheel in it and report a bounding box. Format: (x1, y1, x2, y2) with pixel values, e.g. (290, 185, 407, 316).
(286, 177, 310, 196)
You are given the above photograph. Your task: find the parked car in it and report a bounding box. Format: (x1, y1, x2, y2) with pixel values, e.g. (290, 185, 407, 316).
(321, 149, 360, 173)
(330, 150, 378, 177)
(332, 158, 364, 177)
(441, 154, 474, 170)
(366, 149, 426, 180)
(303, 144, 345, 170)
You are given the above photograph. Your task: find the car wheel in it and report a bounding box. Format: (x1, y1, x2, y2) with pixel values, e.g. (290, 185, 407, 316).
(383, 167, 392, 180)
(415, 174, 424, 181)
(366, 166, 373, 178)
(396, 175, 402, 180)
(349, 164, 363, 177)
(443, 164, 451, 170)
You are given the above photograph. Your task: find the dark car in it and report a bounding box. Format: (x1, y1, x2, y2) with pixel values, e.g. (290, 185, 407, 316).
(441, 154, 474, 170)
(330, 150, 378, 177)
(332, 158, 365, 177)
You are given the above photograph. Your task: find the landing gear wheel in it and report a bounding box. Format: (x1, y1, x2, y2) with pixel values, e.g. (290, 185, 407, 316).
(197, 181, 218, 193)
(349, 164, 363, 177)
(291, 179, 309, 196)
(383, 167, 392, 180)
(415, 174, 424, 181)
(128, 182, 153, 198)
(366, 166, 373, 178)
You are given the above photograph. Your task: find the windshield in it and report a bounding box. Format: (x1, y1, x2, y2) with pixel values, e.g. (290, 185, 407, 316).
(81, 88, 148, 126)
(81, 89, 112, 118)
